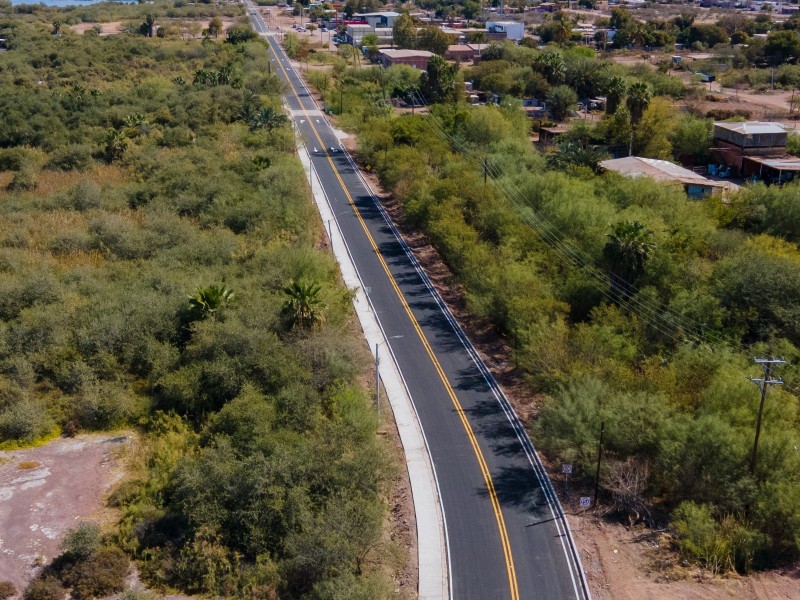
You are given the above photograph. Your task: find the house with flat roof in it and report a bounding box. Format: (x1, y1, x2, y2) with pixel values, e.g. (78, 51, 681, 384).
(599, 156, 738, 198)
(712, 121, 788, 175)
(354, 11, 400, 28)
(486, 20, 525, 41)
(379, 49, 434, 70)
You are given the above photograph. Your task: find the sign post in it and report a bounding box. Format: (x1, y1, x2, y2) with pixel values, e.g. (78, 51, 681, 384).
(562, 463, 572, 499)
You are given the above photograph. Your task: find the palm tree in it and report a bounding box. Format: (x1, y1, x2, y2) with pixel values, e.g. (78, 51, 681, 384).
(103, 129, 128, 163)
(238, 90, 260, 125)
(625, 81, 651, 125)
(603, 220, 655, 301)
(606, 76, 627, 114)
(533, 50, 565, 85)
(282, 281, 325, 330)
(187, 285, 235, 321)
(547, 141, 608, 173)
(249, 107, 289, 132)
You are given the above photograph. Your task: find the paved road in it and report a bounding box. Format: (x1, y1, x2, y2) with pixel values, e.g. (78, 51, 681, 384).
(247, 9, 590, 600)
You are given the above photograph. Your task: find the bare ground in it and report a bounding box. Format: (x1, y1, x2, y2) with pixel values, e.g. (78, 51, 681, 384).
(0, 434, 129, 592)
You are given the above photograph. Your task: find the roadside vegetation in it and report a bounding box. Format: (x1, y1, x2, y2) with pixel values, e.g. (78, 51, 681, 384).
(304, 17, 800, 574)
(0, 3, 399, 598)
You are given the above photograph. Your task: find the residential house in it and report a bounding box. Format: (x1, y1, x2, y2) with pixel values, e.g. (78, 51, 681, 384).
(599, 156, 738, 198)
(379, 49, 434, 70)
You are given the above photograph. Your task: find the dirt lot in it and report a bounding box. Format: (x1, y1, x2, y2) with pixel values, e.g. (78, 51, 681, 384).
(569, 513, 800, 600)
(0, 434, 129, 592)
(70, 17, 239, 37)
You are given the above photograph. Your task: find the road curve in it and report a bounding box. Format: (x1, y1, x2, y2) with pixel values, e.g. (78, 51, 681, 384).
(247, 8, 591, 600)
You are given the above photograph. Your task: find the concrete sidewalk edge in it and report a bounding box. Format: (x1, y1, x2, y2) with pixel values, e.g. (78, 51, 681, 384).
(297, 141, 450, 600)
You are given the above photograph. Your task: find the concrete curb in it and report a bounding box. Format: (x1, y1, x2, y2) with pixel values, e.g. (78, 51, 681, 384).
(296, 141, 450, 600)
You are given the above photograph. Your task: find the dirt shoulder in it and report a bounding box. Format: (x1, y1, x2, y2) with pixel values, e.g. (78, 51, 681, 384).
(0, 434, 130, 592)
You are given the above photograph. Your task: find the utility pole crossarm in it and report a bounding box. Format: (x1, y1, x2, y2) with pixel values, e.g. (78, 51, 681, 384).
(748, 357, 787, 474)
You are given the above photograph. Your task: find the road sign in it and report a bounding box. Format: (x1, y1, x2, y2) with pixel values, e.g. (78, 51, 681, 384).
(579, 497, 591, 508)
(562, 464, 573, 475)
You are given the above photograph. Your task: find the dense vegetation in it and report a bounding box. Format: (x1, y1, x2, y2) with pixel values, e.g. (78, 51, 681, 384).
(310, 50, 800, 574)
(0, 4, 399, 598)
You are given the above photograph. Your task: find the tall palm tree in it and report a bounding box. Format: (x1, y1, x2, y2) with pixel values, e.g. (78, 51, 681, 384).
(606, 75, 627, 114)
(249, 107, 289, 132)
(625, 81, 651, 125)
(603, 220, 655, 301)
(187, 285, 235, 321)
(282, 281, 325, 330)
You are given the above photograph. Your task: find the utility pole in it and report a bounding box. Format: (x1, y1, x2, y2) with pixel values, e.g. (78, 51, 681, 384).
(593, 421, 604, 508)
(748, 357, 785, 474)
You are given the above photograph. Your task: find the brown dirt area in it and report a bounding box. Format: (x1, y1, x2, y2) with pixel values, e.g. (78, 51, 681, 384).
(0, 434, 129, 592)
(294, 58, 800, 599)
(70, 17, 239, 37)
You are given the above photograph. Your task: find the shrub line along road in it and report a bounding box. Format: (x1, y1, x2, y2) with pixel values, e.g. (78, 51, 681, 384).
(246, 6, 591, 599)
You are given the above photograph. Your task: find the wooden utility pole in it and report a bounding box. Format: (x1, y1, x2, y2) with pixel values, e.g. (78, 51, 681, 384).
(748, 357, 785, 474)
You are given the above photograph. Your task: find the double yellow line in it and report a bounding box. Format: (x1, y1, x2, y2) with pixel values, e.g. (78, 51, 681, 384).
(268, 40, 520, 600)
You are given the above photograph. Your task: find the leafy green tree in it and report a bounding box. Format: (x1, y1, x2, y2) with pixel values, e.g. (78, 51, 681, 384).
(187, 285, 235, 322)
(392, 12, 417, 49)
(633, 97, 676, 159)
(208, 16, 222, 38)
(417, 26, 453, 56)
(603, 220, 655, 299)
(546, 85, 577, 121)
(282, 281, 325, 329)
(671, 114, 712, 165)
(765, 30, 800, 65)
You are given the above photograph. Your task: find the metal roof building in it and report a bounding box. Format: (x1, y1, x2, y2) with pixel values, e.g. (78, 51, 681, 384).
(599, 156, 738, 198)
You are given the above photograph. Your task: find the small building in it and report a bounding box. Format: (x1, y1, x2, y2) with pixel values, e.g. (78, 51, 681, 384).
(379, 49, 434, 70)
(486, 20, 525, 41)
(344, 24, 392, 45)
(354, 11, 400, 28)
(444, 43, 489, 62)
(538, 125, 570, 145)
(741, 155, 800, 184)
(599, 156, 738, 198)
(712, 121, 788, 175)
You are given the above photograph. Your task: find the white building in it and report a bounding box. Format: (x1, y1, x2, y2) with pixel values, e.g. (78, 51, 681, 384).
(486, 20, 525, 41)
(354, 11, 400, 29)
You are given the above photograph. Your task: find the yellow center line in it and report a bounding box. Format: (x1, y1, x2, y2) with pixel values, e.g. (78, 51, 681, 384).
(268, 40, 520, 600)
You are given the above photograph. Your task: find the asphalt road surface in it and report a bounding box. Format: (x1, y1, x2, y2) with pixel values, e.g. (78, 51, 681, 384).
(247, 8, 590, 599)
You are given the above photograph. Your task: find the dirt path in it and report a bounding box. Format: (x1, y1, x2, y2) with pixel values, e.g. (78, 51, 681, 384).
(0, 434, 129, 592)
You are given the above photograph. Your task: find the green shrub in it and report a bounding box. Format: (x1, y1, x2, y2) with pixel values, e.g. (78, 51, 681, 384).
(23, 577, 64, 600)
(45, 144, 94, 171)
(62, 547, 128, 600)
(0, 581, 17, 600)
(0, 398, 56, 444)
(61, 522, 102, 560)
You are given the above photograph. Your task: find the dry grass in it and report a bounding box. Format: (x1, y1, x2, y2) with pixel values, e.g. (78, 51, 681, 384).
(17, 460, 40, 470)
